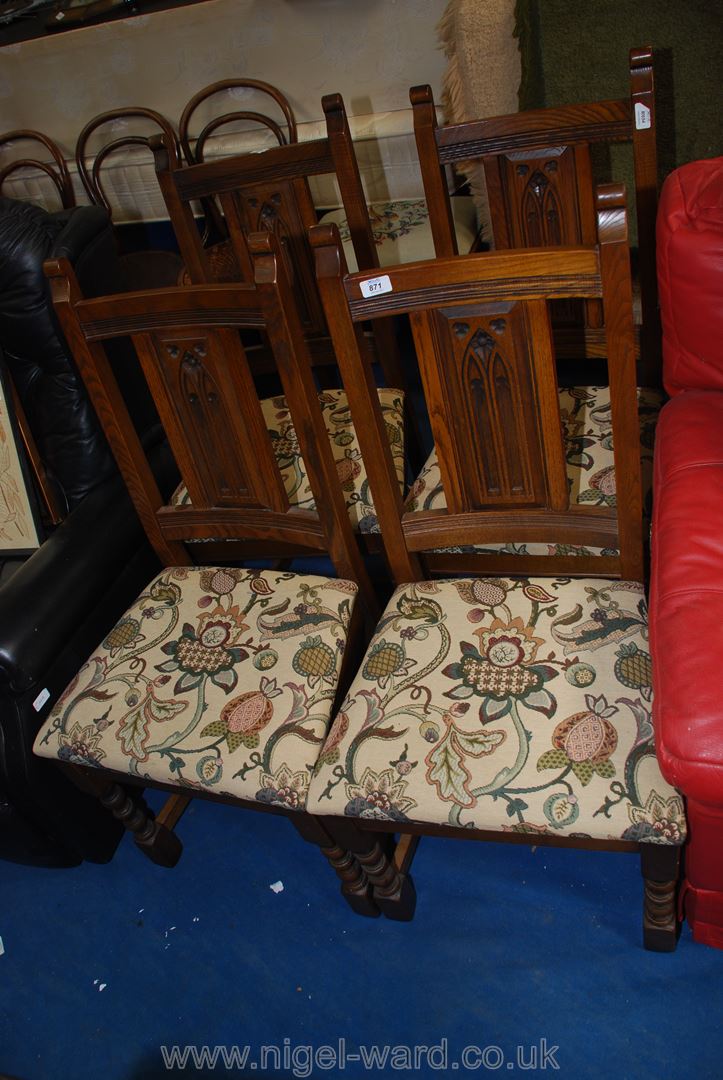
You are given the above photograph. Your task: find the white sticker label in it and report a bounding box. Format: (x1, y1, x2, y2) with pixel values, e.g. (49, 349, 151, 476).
(359, 274, 392, 299)
(634, 102, 652, 130)
(33, 687, 50, 712)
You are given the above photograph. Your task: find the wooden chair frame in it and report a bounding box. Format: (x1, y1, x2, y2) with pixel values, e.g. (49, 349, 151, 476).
(309, 187, 679, 949)
(40, 231, 414, 919)
(411, 46, 660, 382)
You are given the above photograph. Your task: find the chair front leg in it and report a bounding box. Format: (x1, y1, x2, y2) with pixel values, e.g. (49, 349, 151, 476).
(641, 843, 681, 952)
(324, 818, 417, 921)
(292, 815, 380, 918)
(61, 764, 182, 868)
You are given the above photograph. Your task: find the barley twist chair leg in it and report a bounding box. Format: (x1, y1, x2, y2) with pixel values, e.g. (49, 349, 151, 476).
(641, 843, 681, 952)
(325, 820, 416, 921)
(292, 815, 380, 918)
(99, 782, 183, 867)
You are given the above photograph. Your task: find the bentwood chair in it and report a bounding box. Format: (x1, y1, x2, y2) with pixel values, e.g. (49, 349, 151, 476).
(177, 78, 298, 269)
(411, 47, 661, 384)
(0, 129, 75, 209)
(31, 232, 386, 918)
(307, 186, 685, 950)
(75, 107, 183, 289)
(179, 78, 298, 165)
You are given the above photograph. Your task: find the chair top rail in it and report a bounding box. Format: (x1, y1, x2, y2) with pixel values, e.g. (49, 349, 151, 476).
(55, 281, 264, 341)
(325, 242, 603, 321)
(169, 137, 335, 202)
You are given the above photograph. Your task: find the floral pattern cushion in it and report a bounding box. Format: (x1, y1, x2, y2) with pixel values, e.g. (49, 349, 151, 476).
(34, 567, 358, 811)
(170, 388, 405, 534)
(405, 385, 661, 557)
(319, 197, 479, 269)
(307, 576, 685, 844)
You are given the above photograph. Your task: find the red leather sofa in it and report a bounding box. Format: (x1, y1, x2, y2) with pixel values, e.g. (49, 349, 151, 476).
(651, 156, 723, 949)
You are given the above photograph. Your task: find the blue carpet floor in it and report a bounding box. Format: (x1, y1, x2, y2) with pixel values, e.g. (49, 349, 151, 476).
(2, 797, 722, 1080)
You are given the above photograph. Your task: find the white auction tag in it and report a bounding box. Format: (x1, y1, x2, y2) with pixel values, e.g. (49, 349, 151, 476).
(33, 688, 50, 712)
(359, 274, 393, 299)
(634, 102, 652, 130)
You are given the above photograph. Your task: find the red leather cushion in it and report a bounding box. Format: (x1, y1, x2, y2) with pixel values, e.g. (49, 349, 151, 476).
(651, 391, 723, 804)
(656, 157, 723, 397)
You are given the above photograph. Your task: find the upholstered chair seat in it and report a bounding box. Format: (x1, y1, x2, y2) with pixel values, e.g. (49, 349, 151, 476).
(170, 388, 405, 533)
(35, 567, 358, 810)
(407, 386, 661, 556)
(319, 197, 479, 269)
(307, 575, 684, 845)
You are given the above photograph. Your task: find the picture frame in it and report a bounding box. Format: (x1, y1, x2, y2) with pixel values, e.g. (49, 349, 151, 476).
(0, 362, 42, 555)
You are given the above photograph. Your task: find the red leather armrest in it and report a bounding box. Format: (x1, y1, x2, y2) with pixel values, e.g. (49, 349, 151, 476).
(657, 157, 723, 396)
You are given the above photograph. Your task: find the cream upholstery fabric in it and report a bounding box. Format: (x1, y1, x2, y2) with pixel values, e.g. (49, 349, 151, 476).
(307, 576, 684, 844)
(34, 567, 358, 810)
(319, 197, 479, 270)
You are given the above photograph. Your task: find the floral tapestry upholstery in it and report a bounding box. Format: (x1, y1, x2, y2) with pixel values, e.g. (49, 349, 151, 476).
(170, 388, 405, 534)
(34, 567, 358, 811)
(319, 197, 479, 270)
(405, 385, 661, 557)
(307, 576, 685, 844)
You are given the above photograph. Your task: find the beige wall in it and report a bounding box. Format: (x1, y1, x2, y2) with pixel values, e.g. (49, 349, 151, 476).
(0, 0, 449, 153)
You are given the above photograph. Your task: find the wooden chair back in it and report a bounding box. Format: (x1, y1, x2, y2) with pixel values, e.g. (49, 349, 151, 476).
(312, 185, 645, 584)
(43, 231, 375, 609)
(179, 78, 297, 166)
(411, 47, 659, 374)
(75, 107, 179, 216)
(0, 129, 75, 209)
(153, 92, 404, 390)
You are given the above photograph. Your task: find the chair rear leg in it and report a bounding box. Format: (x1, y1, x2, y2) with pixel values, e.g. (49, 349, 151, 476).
(325, 819, 416, 921)
(641, 843, 681, 952)
(292, 815, 380, 918)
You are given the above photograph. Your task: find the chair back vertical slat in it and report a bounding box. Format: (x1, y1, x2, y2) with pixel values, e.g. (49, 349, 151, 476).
(312, 227, 422, 584)
(44, 259, 189, 568)
(629, 46, 661, 376)
(596, 186, 645, 580)
(410, 86, 459, 256)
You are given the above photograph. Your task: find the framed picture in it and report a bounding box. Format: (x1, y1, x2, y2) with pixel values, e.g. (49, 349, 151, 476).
(0, 365, 42, 555)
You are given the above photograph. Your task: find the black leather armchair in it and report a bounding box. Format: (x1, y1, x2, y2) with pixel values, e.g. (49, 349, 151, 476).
(0, 196, 165, 866)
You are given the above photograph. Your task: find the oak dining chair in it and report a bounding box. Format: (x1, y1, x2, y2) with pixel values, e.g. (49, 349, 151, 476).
(306, 185, 684, 950)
